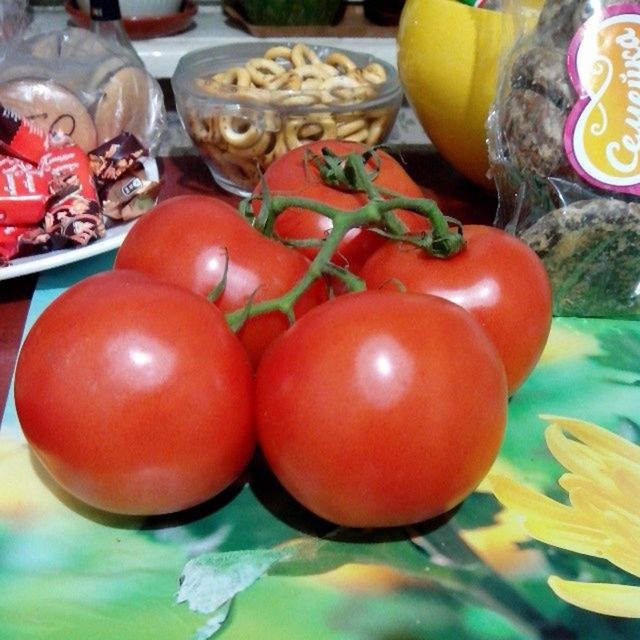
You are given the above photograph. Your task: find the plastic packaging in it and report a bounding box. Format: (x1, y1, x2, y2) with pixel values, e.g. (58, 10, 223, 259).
(0, 27, 165, 153)
(488, 0, 640, 317)
(0, 0, 29, 56)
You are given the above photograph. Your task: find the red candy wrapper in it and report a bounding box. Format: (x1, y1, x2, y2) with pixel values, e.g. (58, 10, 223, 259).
(0, 156, 48, 226)
(0, 102, 48, 165)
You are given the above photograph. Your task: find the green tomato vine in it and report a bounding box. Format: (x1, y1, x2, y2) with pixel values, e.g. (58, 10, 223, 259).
(226, 146, 465, 331)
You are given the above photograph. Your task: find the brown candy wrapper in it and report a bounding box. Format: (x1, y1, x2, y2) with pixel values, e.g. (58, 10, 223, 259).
(101, 160, 161, 222)
(89, 133, 160, 224)
(89, 133, 146, 187)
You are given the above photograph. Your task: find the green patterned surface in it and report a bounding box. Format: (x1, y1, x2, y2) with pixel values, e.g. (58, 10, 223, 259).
(1, 251, 639, 640)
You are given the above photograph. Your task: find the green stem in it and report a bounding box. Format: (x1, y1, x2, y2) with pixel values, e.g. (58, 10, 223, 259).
(226, 203, 375, 329)
(228, 148, 465, 331)
(346, 149, 383, 201)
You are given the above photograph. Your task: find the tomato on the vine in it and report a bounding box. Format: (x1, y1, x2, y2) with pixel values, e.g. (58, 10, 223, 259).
(253, 140, 429, 272)
(14, 270, 255, 516)
(114, 195, 328, 367)
(360, 225, 552, 394)
(255, 290, 508, 528)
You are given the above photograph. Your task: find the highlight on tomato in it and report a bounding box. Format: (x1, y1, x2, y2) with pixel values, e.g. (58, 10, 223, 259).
(252, 139, 429, 272)
(14, 270, 255, 516)
(360, 224, 553, 394)
(255, 290, 509, 528)
(114, 194, 328, 367)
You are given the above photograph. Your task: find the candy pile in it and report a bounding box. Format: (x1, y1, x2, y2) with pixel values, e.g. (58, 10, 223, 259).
(0, 103, 159, 265)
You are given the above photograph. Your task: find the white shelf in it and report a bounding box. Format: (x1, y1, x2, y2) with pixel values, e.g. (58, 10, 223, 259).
(28, 5, 399, 78)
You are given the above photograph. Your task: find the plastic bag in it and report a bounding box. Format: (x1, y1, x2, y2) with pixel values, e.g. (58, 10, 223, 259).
(0, 27, 166, 153)
(0, 0, 29, 53)
(488, 0, 640, 318)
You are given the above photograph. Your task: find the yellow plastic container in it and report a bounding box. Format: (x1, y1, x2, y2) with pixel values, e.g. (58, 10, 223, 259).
(397, 0, 541, 189)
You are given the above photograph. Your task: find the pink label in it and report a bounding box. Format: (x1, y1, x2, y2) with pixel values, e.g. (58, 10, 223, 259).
(565, 4, 640, 194)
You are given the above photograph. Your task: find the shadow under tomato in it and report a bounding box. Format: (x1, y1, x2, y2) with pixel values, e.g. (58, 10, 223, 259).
(28, 448, 247, 530)
(247, 450, 460, 544)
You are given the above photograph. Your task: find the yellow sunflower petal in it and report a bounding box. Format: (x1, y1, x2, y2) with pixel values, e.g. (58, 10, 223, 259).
(524, 517, 606, 557)
(548, 576, 640, 617)
(605, 541, 640, 579)
(490, 475, 588, 525)
(608, 457, 640, 506)
(602, 511, 639, 556)
(541, 415, 640, 465)
(563, 478, 640, 526)
(544, 423, 610, 480)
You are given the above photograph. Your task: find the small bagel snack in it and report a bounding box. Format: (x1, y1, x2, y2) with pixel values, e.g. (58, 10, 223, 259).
(488, 0, 640, 317)
(174, 43, 400, 194)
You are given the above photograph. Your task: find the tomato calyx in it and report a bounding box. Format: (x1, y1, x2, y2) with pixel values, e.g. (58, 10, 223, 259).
(311, 146, 383, 196)
(228, 147, 464, 331)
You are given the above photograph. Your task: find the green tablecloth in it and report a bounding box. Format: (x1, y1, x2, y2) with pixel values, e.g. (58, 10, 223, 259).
(1, 252, 639, 640)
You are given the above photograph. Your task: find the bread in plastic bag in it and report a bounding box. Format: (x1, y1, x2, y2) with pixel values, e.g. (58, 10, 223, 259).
(0, 27, 166, 153)
(488, 0, 640, 317)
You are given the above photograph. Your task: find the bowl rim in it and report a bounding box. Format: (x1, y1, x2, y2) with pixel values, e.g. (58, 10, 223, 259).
(171, 41, 402, 114)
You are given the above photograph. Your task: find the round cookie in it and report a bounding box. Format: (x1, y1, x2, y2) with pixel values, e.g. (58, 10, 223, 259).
(521, 198, 640, 317)
(26, 28, 112, 62)
(535, 0, 577, 46)
(87, 56, 128, 94)
(0, 80, 97, 152)
(58, 27, 113, 60)
(502, 88, 569, 177)
(25, 30, 62, 60)
(93, 66, 162, 147)
(510, 46, 574, 110)
(16, 28, 115, 98)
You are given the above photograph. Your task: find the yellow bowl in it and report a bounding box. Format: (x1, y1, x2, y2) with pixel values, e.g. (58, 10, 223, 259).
(397, 0, 541, 189)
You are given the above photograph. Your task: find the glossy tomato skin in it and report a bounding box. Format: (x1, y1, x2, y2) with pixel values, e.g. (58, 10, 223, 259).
(114, 195, 328, 367)
(255, 290, 508, 528)
(360, 225, 552, 394)
(253, 140, 429, 272)
(14, 270, 255, 516)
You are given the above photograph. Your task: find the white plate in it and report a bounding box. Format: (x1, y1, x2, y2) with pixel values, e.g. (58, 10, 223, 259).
(0, 158, 159, 282)
(0, 220, 137, 282)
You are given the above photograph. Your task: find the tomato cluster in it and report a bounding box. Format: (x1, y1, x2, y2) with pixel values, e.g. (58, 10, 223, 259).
(14, 141, 552, 527)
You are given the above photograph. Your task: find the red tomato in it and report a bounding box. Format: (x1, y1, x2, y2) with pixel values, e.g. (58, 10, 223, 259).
(255, 291, 508, 528)
(14, 270, 255, 516)
(253, 140, 429, 272)
(360, 224, 552, 394)
(114, 195, 328, 367)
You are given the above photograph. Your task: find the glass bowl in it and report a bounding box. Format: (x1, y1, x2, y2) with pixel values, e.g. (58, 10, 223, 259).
(171, 42, 402, 196)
